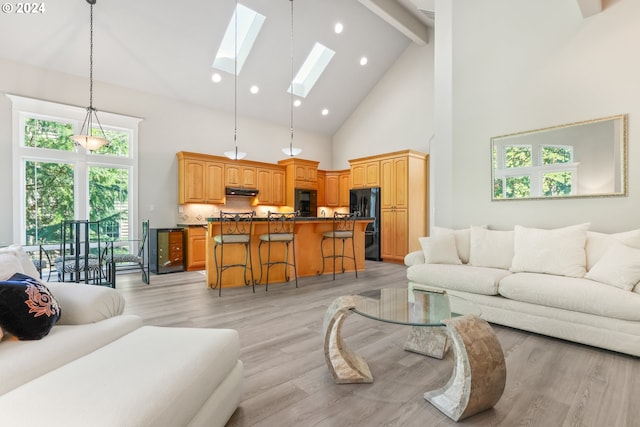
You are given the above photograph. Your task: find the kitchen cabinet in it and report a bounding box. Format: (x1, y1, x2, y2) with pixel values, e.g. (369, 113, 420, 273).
(177, 152, 224, 204)
(256, 166, 286, 206)
(378, 150, 428, 263)
(316, 170, 326, 206)
(225, 164, 257, 189)
(324, 172, 340, 206)
(350, 160, 380, 188)
(380, 209, 408, 260)
(339, 170, 350, 206)
(278, 158, 320, 207)
(185, 226, 207, 271)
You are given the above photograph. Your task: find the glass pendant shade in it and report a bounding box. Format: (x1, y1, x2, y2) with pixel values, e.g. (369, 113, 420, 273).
(224, 147, 247, 160)
(282, 146, 302, 156)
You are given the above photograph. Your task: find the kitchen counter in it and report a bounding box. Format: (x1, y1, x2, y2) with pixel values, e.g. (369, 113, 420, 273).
(205, 217, 374, 289)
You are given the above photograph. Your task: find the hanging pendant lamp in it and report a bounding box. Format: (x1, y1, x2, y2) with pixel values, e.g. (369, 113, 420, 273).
(225, 0, 247, 161)
(282, 0, 302, 157)
(72, 0, 109, 152)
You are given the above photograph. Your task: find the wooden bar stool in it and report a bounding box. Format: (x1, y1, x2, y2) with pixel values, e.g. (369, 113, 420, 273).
(212, 211, 255, 296)
(319, 212, 358, 280)
(257, 211, 298, 291)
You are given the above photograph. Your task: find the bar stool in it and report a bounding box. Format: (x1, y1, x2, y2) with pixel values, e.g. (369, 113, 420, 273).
(319, 212, 358, 280)
(212, 211, 255, 296)
(257, 211, 298, 291)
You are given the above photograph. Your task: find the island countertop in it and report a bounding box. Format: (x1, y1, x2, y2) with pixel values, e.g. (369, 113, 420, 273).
(205, 216, 374, 289)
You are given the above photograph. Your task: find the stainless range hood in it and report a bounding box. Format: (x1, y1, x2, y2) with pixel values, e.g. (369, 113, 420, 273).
(225, 187, 259, 197)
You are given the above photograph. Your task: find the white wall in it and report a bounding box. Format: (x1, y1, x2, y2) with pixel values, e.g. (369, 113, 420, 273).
(0, 59, 332, 241)
(435, 0, 640, 232)
(332, 39, 435, 169)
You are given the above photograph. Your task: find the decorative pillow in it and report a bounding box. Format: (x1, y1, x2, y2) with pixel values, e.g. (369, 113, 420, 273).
(0, 245, 38, 279)
(0, 273, 61, 340)
(510, 223, 590, 278)
(469, 227, 514, 269)
(419, 234, 462, 265)
(585, 242, 640, 291)
(586, 229, 640, 271)
(433, 226, 487, 264)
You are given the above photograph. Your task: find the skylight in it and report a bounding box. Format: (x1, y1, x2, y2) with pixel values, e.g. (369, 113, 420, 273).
(288, 42, 336, 98)
(212, 3, 265, 75)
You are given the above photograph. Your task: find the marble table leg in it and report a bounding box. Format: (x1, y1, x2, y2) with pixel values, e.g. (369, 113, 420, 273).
(322, 296, 373, 384)
(404, 325, 449, 359)
(424, 314, 506, 421)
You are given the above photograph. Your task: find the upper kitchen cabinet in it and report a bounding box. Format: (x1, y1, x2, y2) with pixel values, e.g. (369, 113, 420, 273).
(177, 152, 225, 204)
(224, 164, 257, 189)
(350, 158, 380, 188)
(278, 158, 320, 207)
(256, 166, 286, 206)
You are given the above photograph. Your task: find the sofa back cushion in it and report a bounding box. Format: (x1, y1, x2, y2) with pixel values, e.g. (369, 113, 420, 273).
(586, 229, 640, 270)
(419, 234, 461, 265)
(468, 227, 514, 269)
(584, 242, 640, 291)
(432, 226, 487, 264)
(510, 223, 589, 278)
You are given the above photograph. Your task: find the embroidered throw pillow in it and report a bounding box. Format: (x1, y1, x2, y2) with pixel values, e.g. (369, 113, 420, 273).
(0, 273, 61, 340)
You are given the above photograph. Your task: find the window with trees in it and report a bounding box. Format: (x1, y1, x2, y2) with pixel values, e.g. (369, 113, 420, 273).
(493, 143, 577, 199)
(9, 95, 141, 250)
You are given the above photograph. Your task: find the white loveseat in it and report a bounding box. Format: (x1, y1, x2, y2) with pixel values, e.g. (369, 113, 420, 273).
(405, 224, 640, 357)
(0, 245, 243, 427)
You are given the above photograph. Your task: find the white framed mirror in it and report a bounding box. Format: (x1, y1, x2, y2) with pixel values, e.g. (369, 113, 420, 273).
(491, 114, 627, 200)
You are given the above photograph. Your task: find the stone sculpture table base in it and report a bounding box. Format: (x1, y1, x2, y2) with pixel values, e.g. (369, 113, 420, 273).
(323, 295, 506, 421)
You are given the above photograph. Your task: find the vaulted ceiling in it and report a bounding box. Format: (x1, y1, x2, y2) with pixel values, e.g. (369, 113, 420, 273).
(0, 0, 433, 135)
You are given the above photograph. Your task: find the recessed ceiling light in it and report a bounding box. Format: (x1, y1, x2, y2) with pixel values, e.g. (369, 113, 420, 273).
(334, 22, 343, 34)
(293, 99, 302, 107)
(321, 108, 329, 116)
(250, 85, 259, 94)
(360, 57, 368, 66)
(211, 73, 222, 83)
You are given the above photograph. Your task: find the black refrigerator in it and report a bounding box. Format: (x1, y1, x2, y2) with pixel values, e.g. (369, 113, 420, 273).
(349, 187, 381, 261)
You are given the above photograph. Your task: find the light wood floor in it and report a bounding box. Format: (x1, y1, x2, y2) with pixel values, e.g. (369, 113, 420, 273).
(116, 262, 640, 427)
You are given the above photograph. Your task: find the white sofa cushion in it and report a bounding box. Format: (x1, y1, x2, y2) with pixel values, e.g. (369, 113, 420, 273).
(0, 314, 142, 396)
(0, 326, 241, 427)
(47, 282, 126, 325)
(584, 242, 640, 291)
(419, 234, 461, 265)
(510, 223, 589, 278)
(433, 226, 486, 264)
(468, 227, 514, 269)
(586, 229, 640, 270)
(499, 272, 640, 321)
(0, 245, 40, 279)
(407, 263, 511, 296)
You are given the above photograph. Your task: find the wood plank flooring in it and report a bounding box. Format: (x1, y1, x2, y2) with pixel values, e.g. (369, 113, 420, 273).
(116, 262, 640, 427)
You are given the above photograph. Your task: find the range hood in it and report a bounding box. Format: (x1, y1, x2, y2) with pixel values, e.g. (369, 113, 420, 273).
(225, 187, 259, 197)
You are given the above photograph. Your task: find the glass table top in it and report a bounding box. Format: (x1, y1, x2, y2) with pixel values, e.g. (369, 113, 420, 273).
(351, 288, 478, 327)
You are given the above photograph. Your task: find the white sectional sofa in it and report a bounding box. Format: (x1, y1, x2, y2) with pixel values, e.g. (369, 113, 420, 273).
(405, 224, 640, 357)
(0, 245, 242, 427)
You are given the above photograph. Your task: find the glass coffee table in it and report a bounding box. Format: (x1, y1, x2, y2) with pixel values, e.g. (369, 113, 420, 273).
(322, 287, 506, 421)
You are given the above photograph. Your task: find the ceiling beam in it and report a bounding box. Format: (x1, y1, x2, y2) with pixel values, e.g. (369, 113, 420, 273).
(359, 0, 429, 45)
(576, 0, 603, 18)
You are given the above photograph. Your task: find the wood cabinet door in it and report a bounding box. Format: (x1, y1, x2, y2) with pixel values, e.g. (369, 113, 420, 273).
(351, 164, 365, 188)
(325, 174, 339, 206)
(225, 165, 241, 187)
(339, 173, 350, 207)
(364, 161, 380, 187)
(272, 170, 286, 205)
(204, 162, 224, 203)
(380, 208, 408, 262)
(183, 159, 205, 203)
(225, 165, 257, 188)
(316, 171, 326, 206)
(392, 157, 408, 209)
(241, 166, 257, 188)
(380, 159, 395, 209)
(186, 227, 206, 271)
(256, 168, 273, 205)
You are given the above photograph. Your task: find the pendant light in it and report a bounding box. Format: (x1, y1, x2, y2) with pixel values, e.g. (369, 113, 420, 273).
(72, 0, 109, 152)
(224, 0, 247, 161)
(282, 0, 302, 157)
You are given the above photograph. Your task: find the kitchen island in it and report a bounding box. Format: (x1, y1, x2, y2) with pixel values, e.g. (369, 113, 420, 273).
(205, 216, 374, 289)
